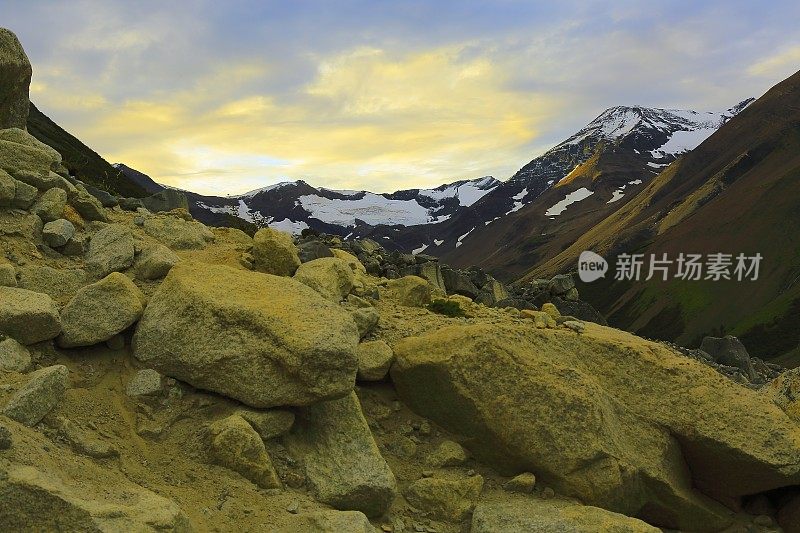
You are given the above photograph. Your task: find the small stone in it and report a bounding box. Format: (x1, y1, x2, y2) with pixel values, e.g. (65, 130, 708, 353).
(62, 233, 88, 257)
(564, 320, 585, 334)
(404, 475, 484, 521)
(42, 218, 75, 248)
(502, 472, 536, 493)
(208, 414, 282, 489)
(0, 425, 11, 449)
(126, 369, 164, 397)
(0, 338, 32, 372)
(357, 340, 395, 381)
(542, 487, 555, 499)
(541, 302, 561, 320)
(753, 515, 773, 527)
(351, 307, 380, 339)
(286, 502, 299, 514)
(0, 263, 16, 287)
(0, 286, 61, 344)
(133, 215, 145, 226)
(238, 409, 295, 441)
(2, 365, 69, 426)
(426, 440, 468, 467)
(134, 243, 179, 280)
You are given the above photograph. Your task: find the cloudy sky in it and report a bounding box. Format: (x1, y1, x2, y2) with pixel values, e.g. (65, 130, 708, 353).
(5, 0, 800, 195)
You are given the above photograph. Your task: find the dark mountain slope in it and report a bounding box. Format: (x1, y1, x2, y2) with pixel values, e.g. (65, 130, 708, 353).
(26, 103, 148, 197)
(525, 69, 800, 364)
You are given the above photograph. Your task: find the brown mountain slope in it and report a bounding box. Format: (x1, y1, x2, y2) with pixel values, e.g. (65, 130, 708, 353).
(524, 69, 800, 363)
(439, 141, 656, 281)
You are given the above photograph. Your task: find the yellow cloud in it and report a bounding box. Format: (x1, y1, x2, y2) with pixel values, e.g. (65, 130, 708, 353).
(747, 45, 800, 78)
(47, 45, 562, 194)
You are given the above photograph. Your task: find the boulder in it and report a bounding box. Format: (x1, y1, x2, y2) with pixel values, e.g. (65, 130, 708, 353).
(540, 302, 561, 320)
(384, 276, 432, 307)
(0, 262, 15, 286)
(297, 240, 334, 263)
(0, 168, 13, 206)
(471, 496, 659, 533)
(761, 368, 800, 424)
(57, 272, 145, 348)
(134, 243, 179, 280)
(390, 323, 800, 530)
(86, 224, 135, 277)
(427, 440, 468, 467)
(133, 261, 359, 408)
(404, 475, 483, 521)
(331, 248, 366, 273)
(251, 227, 300, 276)
(143, 216, 214, 250)
(700, 335, 757, 382)
(2, 365, 68, 426)
(548, 273, 576, 295)
(442, 267, 480, 299)
(0, 129, 62, 178)
(17, 265, 88, 304)
(140, 189, 189, 213)
(42, 218, 74, 248)
(285, 392, 397, 517)
(294, 257, 355, 302)
(11, 178, 36, 209)
(208, 415, 281, 489)
(0, 29, 32, 129)
(238, 409, 295, 441)
(62, 233, 88, 257)
(351, 307, 379, 339)
(12, 169, 71, 192)
(0, 463, 189, 532)
(31, 187, 66, 222)
(0, 287, 61, 344)
(69, 187, 107, 222)
(0, 338, 31, 372)
(118, 197, 143, 211)
(83, 183, 117, 207)
(276, 511, 374, 533)
(356, 340, 394, 382)
(415, 262, 446, 293)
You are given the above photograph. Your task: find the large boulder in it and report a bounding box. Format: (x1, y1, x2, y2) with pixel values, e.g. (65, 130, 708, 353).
(391, 323, 800, 530)
(86, 224, 135, 277)
(297, 240, 334, 263)
(57, 272, 145, 348)
(441, 266, 480, 299)
(285, 391, 397, 517)
(16, 265, 88, 305)
(0, 338, 31, 372)
(251, 227, 300, 276)
(133, 261, 359, 408)
(356, 340, 394, 381)
(207, 414, 281, 489)
(69, 187, 107, 222)
(2, 365, 68, 426)
(141, 189, 189, 213)
(0, 462, 189, 531)
(471, 496, 659, 533)
(11, 177, 36, 209)
(0, 128, 62, 178)
(294, 257, 355, 302)
(0, 29, 31, 129)
(0, 287, 61, 344)
(143, 216, 214, 249)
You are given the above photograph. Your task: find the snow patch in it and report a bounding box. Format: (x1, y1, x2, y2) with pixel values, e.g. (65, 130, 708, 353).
(455, 228, 475, 248)
(545, 188, 595, 217)
(433, 239, 444, 246)
(607, 190, 625, 203)
(412, 243, 429, 255)
(269, 218, 309, 234)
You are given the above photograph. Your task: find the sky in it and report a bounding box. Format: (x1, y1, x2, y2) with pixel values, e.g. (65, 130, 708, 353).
(4, 0, 800, 195)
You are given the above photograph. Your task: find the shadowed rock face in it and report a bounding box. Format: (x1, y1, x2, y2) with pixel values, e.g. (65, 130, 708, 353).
(392, 322, 800, 530)
(0, 29, 31, 130)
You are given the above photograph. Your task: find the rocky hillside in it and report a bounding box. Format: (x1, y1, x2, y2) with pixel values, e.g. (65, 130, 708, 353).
(4, 27, 800, 532)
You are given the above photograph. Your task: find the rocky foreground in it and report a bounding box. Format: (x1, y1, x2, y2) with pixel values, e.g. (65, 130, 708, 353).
(2, 27, 800, 533)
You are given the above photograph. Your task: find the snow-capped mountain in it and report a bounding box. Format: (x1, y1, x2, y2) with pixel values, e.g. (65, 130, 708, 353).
(115, 163, 501, 236)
